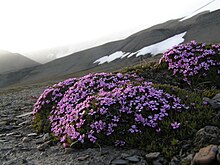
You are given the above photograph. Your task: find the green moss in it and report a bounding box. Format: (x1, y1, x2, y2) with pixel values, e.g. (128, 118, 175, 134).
(32, 108, 51, 133)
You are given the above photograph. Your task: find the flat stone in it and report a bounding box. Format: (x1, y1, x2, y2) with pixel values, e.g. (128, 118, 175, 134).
(153, 161, 162, 165)
(18, 121, 29, 126)
(192, 145, 218, 164)
(181, 154, 193, 165)
(111, 159, 129, 165)
(170, 156, 180, 165)
(27, 133, 38, 137)
(0, 139, 8, 143)
(125, 155, 140, 162)
(43, 133, 51, 142)
(22, 137, 31, 143)
(0, 133, 6, 137)
(35, 138, 45, 145)
(76, 155, 90, 161)
(37, 141, 51, 151)
(145, 152, 160, 159)
(16, 111, 33, 118)
(6, 132, 18, 136)
(0, 121, 7, 126)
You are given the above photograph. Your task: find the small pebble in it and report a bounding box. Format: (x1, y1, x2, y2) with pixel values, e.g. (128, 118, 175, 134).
(76, 155, 90, 161)
(37, 141, 51, 151)
(145, 152, 160, 159)
(22, 137, 31, 143)
(111, 159, 129, 165)
(27, 133, 38, 137)
(125, 155, 140, 163)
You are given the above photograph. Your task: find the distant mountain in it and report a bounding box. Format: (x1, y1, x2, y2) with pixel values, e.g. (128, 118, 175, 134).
(0, 50, 40, 74)
(1, 7, 220, 88)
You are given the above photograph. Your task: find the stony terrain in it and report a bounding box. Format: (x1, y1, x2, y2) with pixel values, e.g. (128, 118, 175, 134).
(1, 78, 220, 164)
(0, 85, 154, 165)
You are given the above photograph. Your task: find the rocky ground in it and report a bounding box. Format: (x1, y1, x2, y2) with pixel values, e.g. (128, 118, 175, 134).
(1, 84, 220, 165)
(0, 85, 153, 165)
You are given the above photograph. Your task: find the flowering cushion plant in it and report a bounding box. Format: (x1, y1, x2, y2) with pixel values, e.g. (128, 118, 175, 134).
(160, 41, 220, 87)
(33, 78, 78, 133)
(33, 72, 188, 148)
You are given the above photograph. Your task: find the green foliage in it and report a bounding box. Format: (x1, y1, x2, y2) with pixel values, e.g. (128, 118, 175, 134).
(32, 108, 51, 133)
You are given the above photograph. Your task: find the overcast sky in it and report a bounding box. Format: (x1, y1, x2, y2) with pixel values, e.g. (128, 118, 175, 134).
(0, 0, 213, 54)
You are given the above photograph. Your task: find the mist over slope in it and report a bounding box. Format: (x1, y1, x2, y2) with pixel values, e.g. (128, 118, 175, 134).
(0, 8, 220, 89)
(0, 50, 40, 74)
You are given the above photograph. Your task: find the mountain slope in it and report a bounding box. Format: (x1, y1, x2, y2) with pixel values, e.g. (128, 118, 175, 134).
(0, 50, 40, 74)
(1, 8, 220, 88)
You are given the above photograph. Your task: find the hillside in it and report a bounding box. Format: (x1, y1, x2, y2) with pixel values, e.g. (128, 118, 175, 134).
(1, 9, 220, 88)
(0, 50, 40, 74)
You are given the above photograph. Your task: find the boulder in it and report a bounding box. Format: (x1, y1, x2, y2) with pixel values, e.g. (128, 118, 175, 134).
(194, 126, 220, 147)
(192, 145, 218, 164)
(203, 93, 220, 110)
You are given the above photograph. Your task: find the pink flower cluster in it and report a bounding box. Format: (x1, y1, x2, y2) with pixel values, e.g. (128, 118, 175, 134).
(161, 41, 220, 85)
(33, 73, 188, 147)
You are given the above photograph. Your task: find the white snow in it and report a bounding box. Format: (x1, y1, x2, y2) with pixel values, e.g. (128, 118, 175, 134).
(135, 32, 187, 57)
(180, 0, 220, 21)
(94, 51, 125, 64)
(94, 31, 187, 65)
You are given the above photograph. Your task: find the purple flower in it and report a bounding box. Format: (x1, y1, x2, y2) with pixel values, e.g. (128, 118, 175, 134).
(171, 122, 180, 129)
(115, 140, 125, 147)
(33, 72, 188, 148)
(129, 125, 139, 133)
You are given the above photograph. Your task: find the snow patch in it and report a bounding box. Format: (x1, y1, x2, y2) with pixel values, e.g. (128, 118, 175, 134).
(94, 31, 187, 65)
(94, 51, 124, 64)
(180, 0, 220, 21)
(135, 32, 187, 57)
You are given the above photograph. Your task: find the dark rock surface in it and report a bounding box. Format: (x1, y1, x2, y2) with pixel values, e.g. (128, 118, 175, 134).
(203, 93, 220, 110)
(194, 126, 220, 148)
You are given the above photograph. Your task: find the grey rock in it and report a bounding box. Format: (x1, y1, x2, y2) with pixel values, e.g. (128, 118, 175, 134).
(0, 133, 6, 137)
(6, 132, 18, 136)
(18, 121, 30, 126)
(125, 155, 140, 162)
(3, 158, 28, 165)
(170, 156, 180, 165)
(22, 137, 31, 143)
(43, 133, 51, 142)
(194, 126, 220, 147)
(27, 133, 38, 137)
(1, 125, 14, 132)
(152, 160, 162, 165)
(181, 154, 193, 165)
(0, 121, 7, 126)
(35, 138, 45, 145)
(75, 155, 90, 161)
(0, 139, 8, 143)
(145, 152, 160, 160)
(203, 93, 220, 109)
(37, 141, 51, 151)
(16, 111, 33, 118)
(111, 159, 129, 165)
(192, 145, 218, 165)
